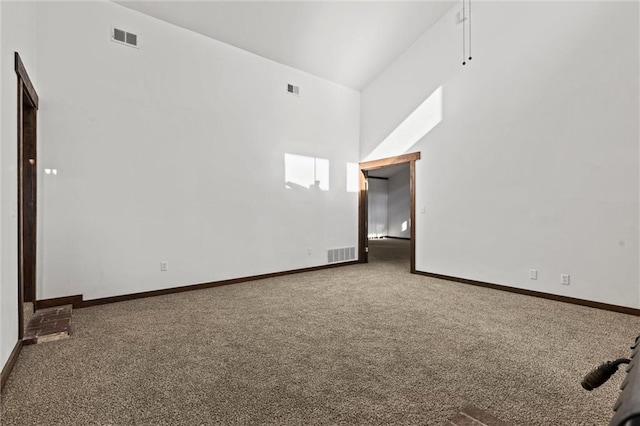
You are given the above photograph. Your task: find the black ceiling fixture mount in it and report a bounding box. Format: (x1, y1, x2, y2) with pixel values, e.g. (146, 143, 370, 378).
(462, 0, 472, 66)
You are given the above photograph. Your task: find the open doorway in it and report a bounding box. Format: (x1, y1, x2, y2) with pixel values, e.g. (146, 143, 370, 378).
(15, 52, 39, 339)
(358, 152, 420, 272)
(367, 163, 411, 266)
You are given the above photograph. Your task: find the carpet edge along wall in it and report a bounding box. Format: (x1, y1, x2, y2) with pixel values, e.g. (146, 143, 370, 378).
(33, 264, 640, 316)
(414, 271, 640, 316)
(35, 261, 360, 310)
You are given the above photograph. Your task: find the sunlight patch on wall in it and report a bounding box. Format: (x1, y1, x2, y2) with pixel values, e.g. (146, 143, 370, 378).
(364, 86, 443, 162)
(346, 162, 359, 193)
(284, 153, 330, 191)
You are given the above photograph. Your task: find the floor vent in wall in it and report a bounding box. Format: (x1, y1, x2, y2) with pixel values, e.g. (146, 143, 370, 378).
(112, 27, 138, 48)
(328, 247, 356, 264)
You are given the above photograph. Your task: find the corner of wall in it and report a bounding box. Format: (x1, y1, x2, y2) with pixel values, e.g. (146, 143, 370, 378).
(1, 0, 39, 374)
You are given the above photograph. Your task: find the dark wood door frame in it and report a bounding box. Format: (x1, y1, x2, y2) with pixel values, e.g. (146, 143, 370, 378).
(358, 152, 420, 272)
(15, 52, 39, 339)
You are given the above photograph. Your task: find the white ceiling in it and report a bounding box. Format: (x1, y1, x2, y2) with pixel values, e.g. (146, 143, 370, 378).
(115, 1, 455, 90)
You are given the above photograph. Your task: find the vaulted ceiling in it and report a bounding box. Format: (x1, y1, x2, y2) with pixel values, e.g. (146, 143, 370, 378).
(115, 1, 455, 90)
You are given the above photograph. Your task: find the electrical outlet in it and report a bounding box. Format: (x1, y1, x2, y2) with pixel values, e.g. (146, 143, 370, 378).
(561, 274, 570, 285)
(160, 261, 168, 272)
(529, 269, 538, 280)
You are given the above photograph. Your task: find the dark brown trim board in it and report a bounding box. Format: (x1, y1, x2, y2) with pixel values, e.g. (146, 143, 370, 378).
(17, 79, 24, 340)
(14, 52, 38, 108)
(15, 52, 39, 340)
(415, 270, 640, 316)
(409, 160, 416, 273)
(35, 295, 84, 310)
(385, 236, 411, 241)
(360, 152, 420, 171)
(359, 152, 420, 271)
(20, 98, 37, 304)
(1, 340, 23, 391)
(37, 261, 360, 309)
(358, 169, 368, 263)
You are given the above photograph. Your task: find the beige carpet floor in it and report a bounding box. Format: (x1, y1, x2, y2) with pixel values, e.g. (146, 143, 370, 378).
(1, 239, 637, 425)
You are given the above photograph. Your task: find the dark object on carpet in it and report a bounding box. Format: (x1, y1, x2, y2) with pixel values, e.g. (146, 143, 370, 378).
(604, 335, 640, 426)
(23, 305, 72, 345)
(581, 359, 630, 391)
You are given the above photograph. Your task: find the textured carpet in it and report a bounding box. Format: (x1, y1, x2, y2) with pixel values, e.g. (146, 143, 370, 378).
(1, 239, 637, 425)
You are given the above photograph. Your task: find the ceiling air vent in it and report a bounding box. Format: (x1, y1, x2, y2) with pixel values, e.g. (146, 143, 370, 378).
(112, 27, 138, 48)
(287, 84, 300, 96)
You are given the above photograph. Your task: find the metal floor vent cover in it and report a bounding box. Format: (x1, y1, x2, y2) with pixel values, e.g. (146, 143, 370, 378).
(328, 247, 356, 263)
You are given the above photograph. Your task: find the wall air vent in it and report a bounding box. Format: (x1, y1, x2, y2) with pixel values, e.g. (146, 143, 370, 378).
(112, 27, 138, 48)
(327, 247, 356, 264)
(287, 84, 300, 96)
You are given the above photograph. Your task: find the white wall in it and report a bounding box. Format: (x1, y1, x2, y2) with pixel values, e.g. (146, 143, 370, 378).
(387, 167, 410, 238)
(367, 178, 388, 238)
(35, 1, 360, 301)
(0, 0, 5, 374)
(1, 1, 39, 372)
(361, 2, 639, 308)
